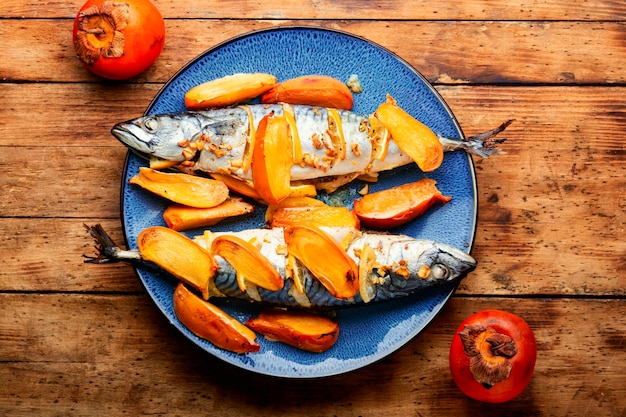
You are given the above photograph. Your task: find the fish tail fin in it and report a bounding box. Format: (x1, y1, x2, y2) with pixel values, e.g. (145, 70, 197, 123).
(439, 119, 514, 158)
(83, 224, 141, 264)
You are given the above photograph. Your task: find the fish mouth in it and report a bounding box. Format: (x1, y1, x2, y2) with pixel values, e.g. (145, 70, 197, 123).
(111, 123, 152, 155)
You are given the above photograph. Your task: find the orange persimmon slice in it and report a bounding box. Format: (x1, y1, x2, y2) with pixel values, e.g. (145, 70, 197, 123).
(211, 235, 284, 292)
(137, 226, 218, 300)
(271, 204, 359, 229)
(251, 113, 293, 204)
(209, 173, 262, 200)
(284, 225, 359, 300)
(353, 178, 452, 230)
(374, 95, 444, 172)
(261, 75, 353, 110)
(246, 308, 339, 353)
(129, 167, 229, 208)
(184, 73, 277, 110)
(173, 283, 260, 354)
(163, 197, 254, 231)
(265, 196, 326, 224)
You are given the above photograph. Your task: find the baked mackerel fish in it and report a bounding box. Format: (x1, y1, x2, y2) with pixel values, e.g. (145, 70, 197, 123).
(85, 225, 476, 309)
(111, 103, 510, 188)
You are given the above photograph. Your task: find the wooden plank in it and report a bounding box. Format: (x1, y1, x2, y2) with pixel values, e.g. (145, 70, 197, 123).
(1, 0, 625, 20)
(0, 295, 623, 416)
(0, 83, 160, 147)
(0, 146, 127, 218)
(0, 219, 141, 292)
(1, 20, 624, 84)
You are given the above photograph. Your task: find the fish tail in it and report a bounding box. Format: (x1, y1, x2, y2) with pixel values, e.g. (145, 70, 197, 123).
(438, 119, 514, 158)
(83, 224, 141, 264)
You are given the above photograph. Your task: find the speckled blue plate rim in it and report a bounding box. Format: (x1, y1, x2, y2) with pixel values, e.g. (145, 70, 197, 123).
(119, 25, 478, 379)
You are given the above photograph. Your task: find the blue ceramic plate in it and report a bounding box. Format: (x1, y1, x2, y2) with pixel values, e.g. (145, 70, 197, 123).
(121, 26, 477, 378)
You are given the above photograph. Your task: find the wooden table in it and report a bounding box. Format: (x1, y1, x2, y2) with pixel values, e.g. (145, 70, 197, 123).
(1, 1, 625, 415)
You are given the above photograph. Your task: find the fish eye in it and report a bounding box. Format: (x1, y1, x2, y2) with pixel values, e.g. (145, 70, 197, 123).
(142, 117, 160, 133)
(431, 263, 450, 280)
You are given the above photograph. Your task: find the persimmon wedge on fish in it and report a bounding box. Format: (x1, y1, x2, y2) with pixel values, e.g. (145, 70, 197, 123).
(373, 95, 443, 172)
(137, 226, 218, 300)
(251, 112, 293, 204)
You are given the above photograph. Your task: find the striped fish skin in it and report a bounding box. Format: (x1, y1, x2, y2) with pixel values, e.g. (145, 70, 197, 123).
(196, 228, 476, 308)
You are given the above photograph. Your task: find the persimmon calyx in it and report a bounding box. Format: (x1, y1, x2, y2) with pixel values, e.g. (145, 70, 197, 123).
(458, 324, 517, 389)
(75, 1, 130, 64)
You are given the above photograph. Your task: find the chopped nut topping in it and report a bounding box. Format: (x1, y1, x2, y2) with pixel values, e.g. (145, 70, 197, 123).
(181, 148, 195, 161)
(417, 265, 431, 279)
(394, 260, 410, 279)
(209, 143, 227, 158)
(275, 244, 288, 256)
(312, 133, 323, 149)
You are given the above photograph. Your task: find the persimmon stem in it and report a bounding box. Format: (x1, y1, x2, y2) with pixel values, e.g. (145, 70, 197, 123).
(459, 324, 517, 388)
(486, 336, 517, 357)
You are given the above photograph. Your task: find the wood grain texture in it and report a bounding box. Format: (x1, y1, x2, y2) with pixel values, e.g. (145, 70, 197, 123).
(0, 20, 624, 84)
(1, 0, 624, 415)
(0, 295, 623, 416)
(1, 0, 625, 20)
(0, 219, 142, 292)
(0, 146, 127, 217)
(442, 86, 626, 296)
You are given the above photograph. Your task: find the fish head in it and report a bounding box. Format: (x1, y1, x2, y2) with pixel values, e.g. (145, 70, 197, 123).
(423, 242, 477, 284)
(111, 113, 203, 161)
(358, 234, 477, 292)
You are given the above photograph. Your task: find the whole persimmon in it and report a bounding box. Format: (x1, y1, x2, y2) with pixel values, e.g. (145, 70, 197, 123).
(449, 310, 537, 403)
(72, 0, 165, 80)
